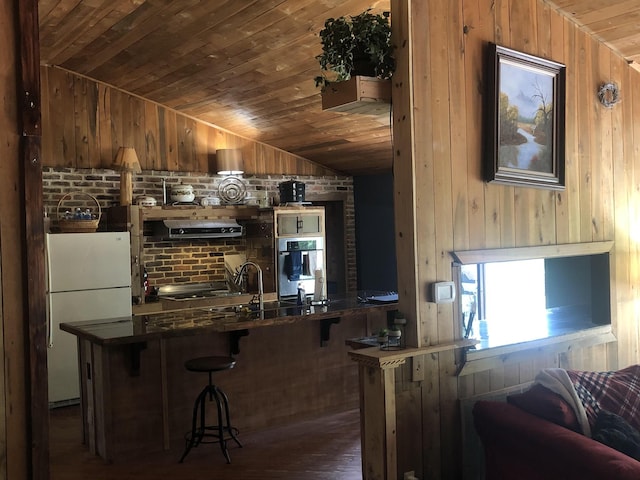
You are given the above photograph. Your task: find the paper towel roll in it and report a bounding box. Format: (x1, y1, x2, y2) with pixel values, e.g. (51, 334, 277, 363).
(314, 269, 325, 301)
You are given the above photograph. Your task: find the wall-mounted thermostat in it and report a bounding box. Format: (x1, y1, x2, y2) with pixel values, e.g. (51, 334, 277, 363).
(431, 281, 456, 304)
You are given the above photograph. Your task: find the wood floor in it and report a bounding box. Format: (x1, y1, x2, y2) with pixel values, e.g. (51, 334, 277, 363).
(49, 406, 363, 480)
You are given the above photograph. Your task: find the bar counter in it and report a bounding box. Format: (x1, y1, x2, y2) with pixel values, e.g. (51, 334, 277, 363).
(60, 295, 396, 346)
(59, 295, 396, 463)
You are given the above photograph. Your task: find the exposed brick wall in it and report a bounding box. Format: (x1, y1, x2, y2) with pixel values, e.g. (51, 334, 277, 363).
(142, 240, 242, 288)
(42, 167, 357, 293)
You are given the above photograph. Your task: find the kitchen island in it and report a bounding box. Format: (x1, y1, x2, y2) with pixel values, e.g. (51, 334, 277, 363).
(60, 295, 396, 463)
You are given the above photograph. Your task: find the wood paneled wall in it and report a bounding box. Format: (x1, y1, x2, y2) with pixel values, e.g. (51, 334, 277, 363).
(392, 0, 640, 478)
(40, 65, 337, 177)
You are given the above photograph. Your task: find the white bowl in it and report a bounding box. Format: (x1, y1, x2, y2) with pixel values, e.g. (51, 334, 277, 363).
(171, 192, 195, 203)
(136, 196, 157, 207)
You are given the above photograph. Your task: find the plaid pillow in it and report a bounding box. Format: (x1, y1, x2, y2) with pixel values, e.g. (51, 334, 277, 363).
(567, 365, 640, 432)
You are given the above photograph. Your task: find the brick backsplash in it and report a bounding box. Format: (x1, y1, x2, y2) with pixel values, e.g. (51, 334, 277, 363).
(142, 239, 242, 287)
(43, 168, 357, 293)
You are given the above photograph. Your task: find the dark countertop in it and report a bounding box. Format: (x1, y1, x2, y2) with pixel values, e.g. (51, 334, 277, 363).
(60, 295, 398, 346)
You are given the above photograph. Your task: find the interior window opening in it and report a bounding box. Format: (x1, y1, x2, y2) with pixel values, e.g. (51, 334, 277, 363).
(459, 253, 611, 350)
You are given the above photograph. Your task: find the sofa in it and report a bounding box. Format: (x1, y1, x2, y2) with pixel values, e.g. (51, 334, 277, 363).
(473, 367, 640, 480)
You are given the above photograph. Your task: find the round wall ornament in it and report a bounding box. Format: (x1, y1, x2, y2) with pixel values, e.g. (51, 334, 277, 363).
(597, 82, 620, 108)
(218, 176, 247, 204)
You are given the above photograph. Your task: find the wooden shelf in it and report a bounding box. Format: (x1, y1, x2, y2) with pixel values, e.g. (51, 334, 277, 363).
(349, 338, 479, 369)
(321, 76, 391, 115)
(138, 204, 260, 221)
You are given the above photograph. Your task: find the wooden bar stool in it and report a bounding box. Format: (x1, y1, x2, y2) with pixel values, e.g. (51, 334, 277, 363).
(179, 355, 242, 463)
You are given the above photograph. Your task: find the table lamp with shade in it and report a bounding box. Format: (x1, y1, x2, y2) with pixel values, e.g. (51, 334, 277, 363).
(113, 147, 141, 206)
(216, 149, 244, 175)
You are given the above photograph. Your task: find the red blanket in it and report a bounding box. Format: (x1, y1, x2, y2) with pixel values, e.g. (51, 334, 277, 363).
(566, 365, 640, 433)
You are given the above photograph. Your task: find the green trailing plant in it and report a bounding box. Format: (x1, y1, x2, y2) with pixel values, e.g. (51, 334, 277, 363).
(314, 9, 395, 89)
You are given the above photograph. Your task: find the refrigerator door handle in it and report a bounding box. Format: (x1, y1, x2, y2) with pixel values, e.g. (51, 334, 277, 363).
(47, 297, 53, 348)
(45, 234, 54, 348)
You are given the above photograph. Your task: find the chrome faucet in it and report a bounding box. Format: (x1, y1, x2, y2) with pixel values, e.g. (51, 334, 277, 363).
(234, 261, 264, 311)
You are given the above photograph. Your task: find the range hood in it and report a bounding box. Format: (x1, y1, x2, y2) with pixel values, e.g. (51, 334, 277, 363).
(154, 219, 244, 239)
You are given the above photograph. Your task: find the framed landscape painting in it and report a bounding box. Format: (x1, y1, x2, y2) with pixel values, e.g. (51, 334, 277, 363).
(484, 43, 566, 190)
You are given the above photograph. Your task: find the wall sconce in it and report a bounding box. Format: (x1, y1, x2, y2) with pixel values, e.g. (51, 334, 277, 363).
(216, 149, 244, 175)
(112, 147, 141, 206)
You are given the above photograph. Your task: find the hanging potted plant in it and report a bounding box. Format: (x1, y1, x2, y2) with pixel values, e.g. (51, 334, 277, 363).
(314, 9, 395, 90)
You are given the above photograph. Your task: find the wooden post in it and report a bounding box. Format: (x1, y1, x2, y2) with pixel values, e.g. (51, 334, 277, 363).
(18, 0, 49, 479)
(359, 362, 400, 480)
(391, 0, 422, 349)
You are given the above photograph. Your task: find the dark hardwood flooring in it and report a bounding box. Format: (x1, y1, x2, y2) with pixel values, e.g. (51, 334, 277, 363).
(49, 406, 363, 480)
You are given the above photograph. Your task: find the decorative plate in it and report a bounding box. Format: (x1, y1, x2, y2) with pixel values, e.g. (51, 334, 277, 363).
(218, 176, 247, 204)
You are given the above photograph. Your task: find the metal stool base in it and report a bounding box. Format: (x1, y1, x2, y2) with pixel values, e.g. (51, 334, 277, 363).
(179, 383, 242, 463)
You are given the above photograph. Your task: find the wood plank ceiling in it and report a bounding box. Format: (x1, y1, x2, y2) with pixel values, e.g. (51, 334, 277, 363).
(38, 0, 640, 176)
(546, 0, 640, 70)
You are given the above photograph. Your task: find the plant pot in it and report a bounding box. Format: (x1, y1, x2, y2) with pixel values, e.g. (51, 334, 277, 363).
(352, 57, 377, 77)
(321, 76, 391, 114)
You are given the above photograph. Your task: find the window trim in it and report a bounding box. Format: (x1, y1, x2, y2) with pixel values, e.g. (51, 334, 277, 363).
(452, 241, 613, 265)
(452, 241, 616, 375)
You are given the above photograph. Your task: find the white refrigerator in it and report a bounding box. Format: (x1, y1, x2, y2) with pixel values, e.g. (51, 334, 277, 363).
(46, 232, 132, 406)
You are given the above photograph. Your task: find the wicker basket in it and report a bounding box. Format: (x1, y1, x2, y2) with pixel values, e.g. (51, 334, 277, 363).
(57, 192, 102, 233)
